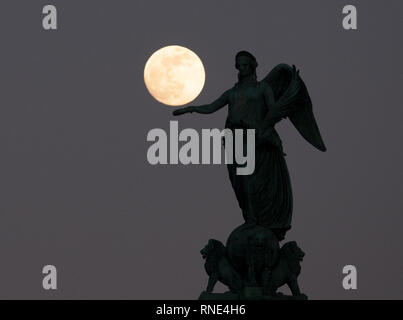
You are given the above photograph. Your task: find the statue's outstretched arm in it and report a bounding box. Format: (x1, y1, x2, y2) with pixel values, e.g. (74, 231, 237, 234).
(173, 90, 230, 116)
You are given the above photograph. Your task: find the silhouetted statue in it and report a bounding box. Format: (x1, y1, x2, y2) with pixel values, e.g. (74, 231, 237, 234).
(173, 51, 326, 299)
(174, 51, 326, 240)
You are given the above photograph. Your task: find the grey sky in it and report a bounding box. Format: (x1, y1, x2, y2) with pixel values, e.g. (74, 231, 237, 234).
(0, 0, 401, 299)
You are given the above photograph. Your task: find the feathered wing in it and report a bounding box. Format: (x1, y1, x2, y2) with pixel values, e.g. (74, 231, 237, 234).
(262, 63, 327, 152)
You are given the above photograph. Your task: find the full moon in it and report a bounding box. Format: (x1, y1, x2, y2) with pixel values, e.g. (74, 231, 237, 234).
(144, 45, 205, 106)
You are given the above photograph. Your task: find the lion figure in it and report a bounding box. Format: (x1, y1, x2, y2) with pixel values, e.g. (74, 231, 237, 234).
(262, 241, 306, 297)
(201, 239, 243, 294)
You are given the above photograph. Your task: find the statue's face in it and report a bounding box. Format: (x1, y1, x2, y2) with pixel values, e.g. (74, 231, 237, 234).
(236, 56, 254, 78)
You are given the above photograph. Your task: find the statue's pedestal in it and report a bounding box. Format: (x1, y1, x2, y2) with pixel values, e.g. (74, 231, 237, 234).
(199, 223, 307, 300)
(199, 289, 308, 300)
(242, 286, 263, 300)
(198, 291, 240, 300)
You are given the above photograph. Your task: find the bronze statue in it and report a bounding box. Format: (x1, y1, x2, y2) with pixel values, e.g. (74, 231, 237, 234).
(173, 51, 326, 299)
(174, 51, 325, 238)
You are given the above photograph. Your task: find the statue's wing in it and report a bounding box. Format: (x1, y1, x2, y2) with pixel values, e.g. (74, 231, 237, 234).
(262, 64, 327, 152)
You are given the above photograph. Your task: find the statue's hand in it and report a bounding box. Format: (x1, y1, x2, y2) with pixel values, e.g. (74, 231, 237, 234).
(172, 106, 194, 116)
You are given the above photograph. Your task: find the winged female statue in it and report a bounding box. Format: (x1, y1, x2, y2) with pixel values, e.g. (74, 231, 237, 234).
(173, 51, 326, 240)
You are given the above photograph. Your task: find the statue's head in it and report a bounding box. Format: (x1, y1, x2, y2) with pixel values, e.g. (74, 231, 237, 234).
(235, 51, 258, 80)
